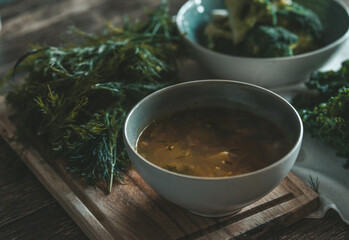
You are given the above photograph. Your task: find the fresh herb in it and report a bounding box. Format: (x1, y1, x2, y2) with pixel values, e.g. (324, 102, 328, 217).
(293, 60, 349, 167)
(2, 2, 186, 192)
(308, 175, 320, 193)
(164, 164, 195, 175)
(294, 60, 349, 107)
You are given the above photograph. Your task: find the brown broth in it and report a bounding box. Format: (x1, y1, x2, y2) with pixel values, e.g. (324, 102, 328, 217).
(136, 107, 291, 177)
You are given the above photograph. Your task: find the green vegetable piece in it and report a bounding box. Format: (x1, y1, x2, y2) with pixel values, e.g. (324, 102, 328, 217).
(204, 17, 232, 44)
(293, 60, 349, 110)
(308, 60, 349, 97)
(225, 0, 277, 44)
(277, 2, 324, 53)
(241, 25, 298, 57)
(293, 60, 349, 167)
(270, 0, 293, 9)
(164, 164, 195, 175)
(299, 87, 349, 166)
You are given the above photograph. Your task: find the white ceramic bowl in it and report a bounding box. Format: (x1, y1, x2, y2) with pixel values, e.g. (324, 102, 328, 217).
(176, 0, 349, 88)
(124, 80, 303, 217)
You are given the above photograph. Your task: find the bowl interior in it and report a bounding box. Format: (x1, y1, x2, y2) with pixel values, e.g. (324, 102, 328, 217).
(125, 80, 302, 170)
(177, 0, 349, 53)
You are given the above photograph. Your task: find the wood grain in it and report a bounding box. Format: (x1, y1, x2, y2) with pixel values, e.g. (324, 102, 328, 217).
(0, 97, 320, 240)
(0, 0, 348, 239)
(0, 202, 87, 240)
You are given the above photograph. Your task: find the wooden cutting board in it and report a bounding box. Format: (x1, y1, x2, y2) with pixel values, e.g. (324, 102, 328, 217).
(0, 96, 319, 240)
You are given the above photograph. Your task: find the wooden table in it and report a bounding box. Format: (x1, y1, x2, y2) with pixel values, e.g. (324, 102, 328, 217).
(0, 0, 348, 239)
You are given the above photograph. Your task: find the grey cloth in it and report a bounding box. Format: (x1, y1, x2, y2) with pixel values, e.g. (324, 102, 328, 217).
(279, 39, 349, 224)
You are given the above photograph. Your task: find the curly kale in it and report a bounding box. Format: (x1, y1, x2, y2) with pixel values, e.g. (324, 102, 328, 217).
(293, 60, 349, 109)
(307, 60, 349, 98)
(299, 88, 349, 166)
(294, 60, 349, 167)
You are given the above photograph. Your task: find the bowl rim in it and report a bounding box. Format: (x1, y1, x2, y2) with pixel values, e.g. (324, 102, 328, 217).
(124, 79, 304, 181)
(176, 0, 349, 61)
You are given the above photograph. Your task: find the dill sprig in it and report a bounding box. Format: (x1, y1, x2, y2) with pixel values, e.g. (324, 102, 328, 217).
(3, 2, 186, 192)
(308, 175, 320, 193)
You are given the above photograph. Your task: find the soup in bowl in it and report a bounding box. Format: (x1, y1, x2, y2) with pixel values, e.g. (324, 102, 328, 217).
(123, 80, 303, 217)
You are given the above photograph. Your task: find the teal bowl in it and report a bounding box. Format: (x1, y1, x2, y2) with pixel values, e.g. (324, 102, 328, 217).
(176, 0, 349, 88)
